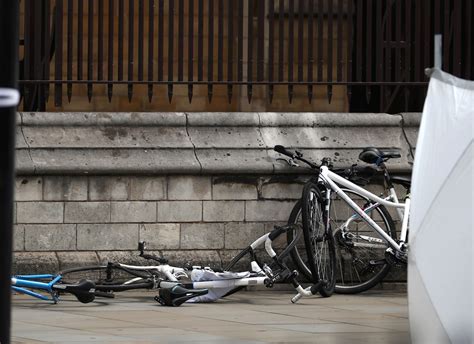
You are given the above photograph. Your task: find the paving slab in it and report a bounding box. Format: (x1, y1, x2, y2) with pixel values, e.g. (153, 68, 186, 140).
(12, 290, 410, 343)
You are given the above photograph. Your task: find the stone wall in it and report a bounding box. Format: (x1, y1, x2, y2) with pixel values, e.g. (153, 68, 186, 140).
(13, 112, 419, 276)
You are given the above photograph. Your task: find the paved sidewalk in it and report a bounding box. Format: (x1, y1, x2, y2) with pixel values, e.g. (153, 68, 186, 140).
(12, 290, 410, 343)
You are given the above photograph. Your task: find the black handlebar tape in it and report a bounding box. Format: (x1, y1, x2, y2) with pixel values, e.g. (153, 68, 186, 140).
(273, 145, 294, 158)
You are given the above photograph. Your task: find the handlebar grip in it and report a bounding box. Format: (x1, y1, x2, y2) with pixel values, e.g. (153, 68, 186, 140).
(274, 145, 294, 158)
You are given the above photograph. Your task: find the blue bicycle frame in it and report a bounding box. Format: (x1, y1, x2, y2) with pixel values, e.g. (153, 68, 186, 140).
(11, 274, 63, 303)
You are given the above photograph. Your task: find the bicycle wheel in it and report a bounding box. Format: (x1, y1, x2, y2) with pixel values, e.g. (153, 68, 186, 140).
(58, 265, 154, 292)
(301, 183, 336, 297)
(330, 188, 396, 294)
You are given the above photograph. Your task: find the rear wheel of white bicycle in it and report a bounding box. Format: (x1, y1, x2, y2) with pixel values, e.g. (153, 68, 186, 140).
(58, 265, 155, 292)
(330, 188, 397, 294)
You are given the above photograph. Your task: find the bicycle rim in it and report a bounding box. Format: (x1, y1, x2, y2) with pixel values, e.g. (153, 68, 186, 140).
(330, 188, 396, 293)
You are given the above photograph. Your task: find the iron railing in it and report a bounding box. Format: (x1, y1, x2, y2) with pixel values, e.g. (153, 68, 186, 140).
(19, 0, 473, 112)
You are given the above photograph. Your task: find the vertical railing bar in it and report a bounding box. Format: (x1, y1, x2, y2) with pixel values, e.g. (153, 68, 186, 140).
(278, 0, 284, 82)
(317, 0, 323, 83)
(307, 0, 314, 103)
(128, 0, 135, 101)
(158, 0, 164, 81)
(168, 0, 174, 102)
(327, 0, 334, 103)
(108, 0, 115, 102)
(452, 0, 461, 76)
(336, 0, 342, 82)
(247, 0, 253, 103)
(346, 0, 353, 103)
(138, 0, 144, 81)
(423, 0, 430, 72)
(188, 0, 194, 102)
(287, 0, 294, 103)
(404, 0, 412, 110)
(443, 0, 450, 72)
(414, 0, 420, 81)
(217, 0, 224, 82)
(395, 0, 401, 83)
(85, 0, 97, 88)
(375, 0, 382, 89)
(197, 0, 203, 81)
(44, 0, 51, 102)
(365, 0, 372, 103)
(55, 0, 64, 106)
(257, 0, 265, 81)
(118, 0, 124, 81)
(297, 0, 304, 83)
(24, 0, 31, 110)
(98, 0, 104, 81)
(177, 0, 184, 81)
(356, 0, 362, 83)
(465, 0, 472, 78)
(268, 0, 275, 103)
(34, 1, 43, 109)
(227, 1, 234, 103)
(208, 0, 214, 101)
(384, 0, 392, 106)
(67, 0, 73, 102)
(148, 0, 154, 101)
(237, 0, 243, 82)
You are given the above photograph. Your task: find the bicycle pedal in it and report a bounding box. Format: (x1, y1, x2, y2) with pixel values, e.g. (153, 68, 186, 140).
(154, 295, 167, 306)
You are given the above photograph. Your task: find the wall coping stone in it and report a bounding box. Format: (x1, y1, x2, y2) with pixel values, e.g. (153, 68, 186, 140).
(16, 112, 421, 175)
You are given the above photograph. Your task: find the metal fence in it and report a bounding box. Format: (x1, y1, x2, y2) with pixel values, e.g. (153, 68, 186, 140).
(19, 0, 473, 112)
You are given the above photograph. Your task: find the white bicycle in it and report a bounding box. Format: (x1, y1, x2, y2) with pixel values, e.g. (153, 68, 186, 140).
(275, 145, 410, 294)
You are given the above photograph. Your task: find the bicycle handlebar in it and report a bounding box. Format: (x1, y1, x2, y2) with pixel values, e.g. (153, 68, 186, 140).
(273, 145, 319, 169)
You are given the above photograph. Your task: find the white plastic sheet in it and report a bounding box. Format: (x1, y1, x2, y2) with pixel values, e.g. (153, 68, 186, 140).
(409, 69, 473, 343)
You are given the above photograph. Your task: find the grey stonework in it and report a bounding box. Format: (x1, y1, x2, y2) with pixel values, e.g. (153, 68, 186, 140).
(12, 112, 416, 284)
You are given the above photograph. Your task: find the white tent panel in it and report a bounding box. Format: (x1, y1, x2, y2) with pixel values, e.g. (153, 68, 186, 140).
(409, 69, 473, 344)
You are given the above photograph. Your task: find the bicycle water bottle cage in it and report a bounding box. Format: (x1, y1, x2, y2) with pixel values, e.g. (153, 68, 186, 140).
(155, 285, 208, 307)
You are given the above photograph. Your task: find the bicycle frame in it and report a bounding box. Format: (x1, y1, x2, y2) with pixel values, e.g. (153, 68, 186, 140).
(11, 274, 62, 302)
(319, 165, 410, 253)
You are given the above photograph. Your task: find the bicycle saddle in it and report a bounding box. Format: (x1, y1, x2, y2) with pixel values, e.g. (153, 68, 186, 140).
(359, 147, 401, 165)
(53, 279, 96, 304)
(155, 284, 208, 307)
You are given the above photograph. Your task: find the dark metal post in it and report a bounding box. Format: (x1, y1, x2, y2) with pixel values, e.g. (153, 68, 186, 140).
(0, 0, 19, 343)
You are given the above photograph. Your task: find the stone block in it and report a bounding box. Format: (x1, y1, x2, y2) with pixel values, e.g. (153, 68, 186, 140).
(224, 223, 265, 249)
(168, 176, 211, 200)
(57, 251, 99, 271)
(245, 201, 296, 222)
(43, 176, 87, 200)
(111, 202, 156, 223)
(12, 252, 59, 275)
(187, 127, 265, 149)
(139, 224, 180, 250)
(162, 250, 222, 268)
(97, 251, 146, 266)
(181, 223, 224, 249)
(212, 180, 258, 200)
(261, 182, 303, 199)
(65, 202, 111, 223)
(13, 225, 24, 251)
(197, 149, 273, 174)
(130, 176, 166, 200)
(89, 176, 130, 200)
(24, 224, 76, 251)
(17, 202, 64, 224)
(157, 201, 202, 222)
(203, 201, 245, 222)
(15, 177, 43, 201)
(77, 224, 139, 250)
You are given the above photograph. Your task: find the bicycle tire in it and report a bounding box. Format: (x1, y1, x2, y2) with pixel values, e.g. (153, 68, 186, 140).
(58, 265, 155, 292)
(329, 188, 397, 294)
(301, 183, 336, 297)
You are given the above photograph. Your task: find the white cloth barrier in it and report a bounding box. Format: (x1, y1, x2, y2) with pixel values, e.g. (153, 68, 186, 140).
(409, 69, 473, 343)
